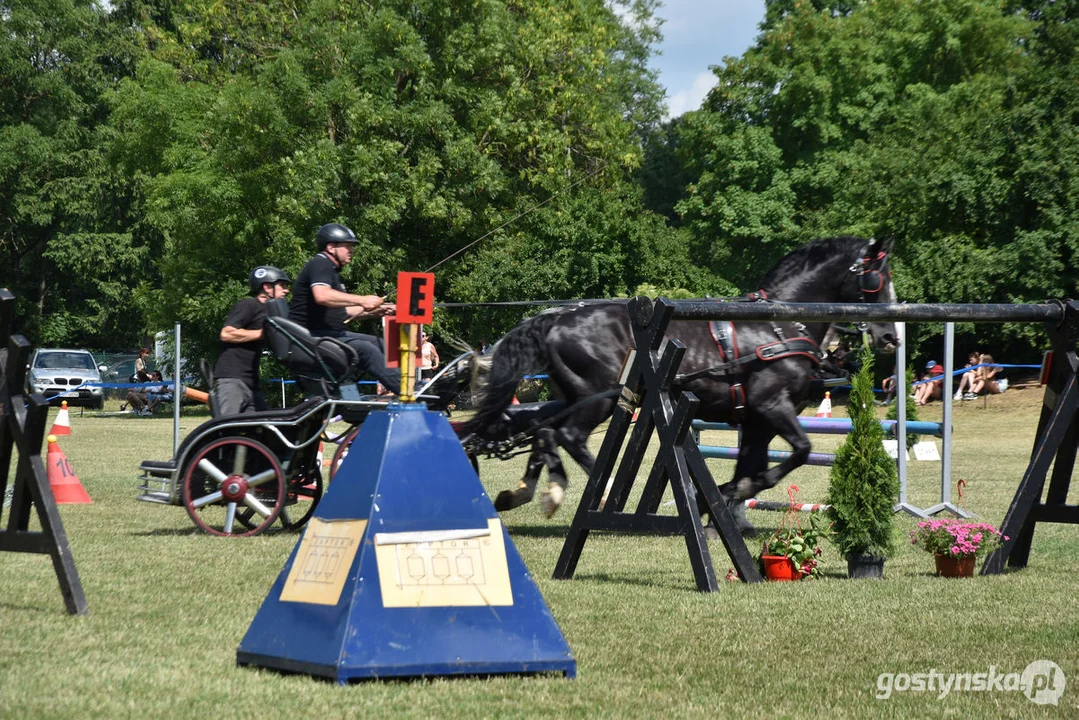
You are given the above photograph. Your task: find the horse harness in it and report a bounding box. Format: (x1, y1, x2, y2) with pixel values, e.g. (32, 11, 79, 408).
(674, 291, 823, 421)
(671, 240, 892, 418)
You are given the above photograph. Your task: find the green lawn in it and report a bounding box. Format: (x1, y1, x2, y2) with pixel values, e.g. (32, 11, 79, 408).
(1, 391, 1077, 718)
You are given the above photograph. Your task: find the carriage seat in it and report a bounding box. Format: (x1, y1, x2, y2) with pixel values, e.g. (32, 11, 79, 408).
(263, 298, 359, 395)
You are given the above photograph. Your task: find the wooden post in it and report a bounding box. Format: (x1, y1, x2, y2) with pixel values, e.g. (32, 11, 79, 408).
(0, 288, 89, 614)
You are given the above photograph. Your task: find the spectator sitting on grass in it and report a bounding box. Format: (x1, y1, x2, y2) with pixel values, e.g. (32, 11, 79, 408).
(953, 351, 981, 400)
(970, 353, 1002, 396)
(914, 360, 945, 406)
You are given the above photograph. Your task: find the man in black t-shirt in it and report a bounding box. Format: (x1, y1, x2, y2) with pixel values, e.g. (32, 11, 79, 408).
(213, 266, 291, 416)
(289, 222, 400, 394)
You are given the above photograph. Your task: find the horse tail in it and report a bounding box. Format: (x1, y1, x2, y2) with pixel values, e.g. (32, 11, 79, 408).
(457, 310, 563, 437)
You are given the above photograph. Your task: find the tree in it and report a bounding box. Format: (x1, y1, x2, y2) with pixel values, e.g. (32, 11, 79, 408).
(106, 0, 684, 359)
(676, 0, 1075, 359)
(827, 347, 898, 565)
(0, 0, 147, 346)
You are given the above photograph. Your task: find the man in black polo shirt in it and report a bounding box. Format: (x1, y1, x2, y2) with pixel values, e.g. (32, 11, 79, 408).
(213, 266, 291, 415)
(289, 222, 400, 394)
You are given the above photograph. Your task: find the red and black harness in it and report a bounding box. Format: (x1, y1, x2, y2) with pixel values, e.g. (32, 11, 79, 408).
(674, 290, 823, 419)
(673, 241, 892, 419)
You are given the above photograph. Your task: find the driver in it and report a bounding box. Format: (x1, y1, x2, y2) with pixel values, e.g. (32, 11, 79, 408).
(288, 222, 400, 395)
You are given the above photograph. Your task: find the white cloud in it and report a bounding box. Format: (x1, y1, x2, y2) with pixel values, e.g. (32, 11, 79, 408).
(666, 70, 718, 117)
(652, 0, 765, 118)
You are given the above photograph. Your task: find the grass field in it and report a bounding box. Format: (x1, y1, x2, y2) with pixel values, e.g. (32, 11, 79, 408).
(2, 390, 1077, 718)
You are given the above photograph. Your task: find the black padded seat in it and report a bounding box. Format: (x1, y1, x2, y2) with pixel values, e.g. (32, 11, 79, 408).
(263, 298, 358, 394)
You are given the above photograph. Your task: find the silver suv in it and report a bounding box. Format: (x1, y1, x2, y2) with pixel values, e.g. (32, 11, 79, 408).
(27, 348, 106, 409)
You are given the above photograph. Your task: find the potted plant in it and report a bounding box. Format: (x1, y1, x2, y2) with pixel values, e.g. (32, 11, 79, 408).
(827, 346, 899, 578)
(910, 519, 1007, 577)
(759, 512, 829, 580)
(758, 486, 830, 580)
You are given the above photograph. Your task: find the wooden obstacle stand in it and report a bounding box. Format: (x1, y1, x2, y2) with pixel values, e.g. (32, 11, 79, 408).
(0, 289, 88, 615)
(553, 297, 1077, 589)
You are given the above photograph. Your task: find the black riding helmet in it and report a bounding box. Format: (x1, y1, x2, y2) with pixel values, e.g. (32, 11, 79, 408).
(316, 222, 360, 251)
(248, 266, 290, 296)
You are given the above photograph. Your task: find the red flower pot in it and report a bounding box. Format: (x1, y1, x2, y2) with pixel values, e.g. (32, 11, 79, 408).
(762, 555, 801, 581)
(934, 553, 976, 578)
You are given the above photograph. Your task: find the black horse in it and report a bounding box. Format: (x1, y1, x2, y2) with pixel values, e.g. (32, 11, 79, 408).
(457, 236, 898, 520)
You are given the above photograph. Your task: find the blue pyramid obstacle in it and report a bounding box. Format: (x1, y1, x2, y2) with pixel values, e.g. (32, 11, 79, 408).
(237, 403, 576, 681)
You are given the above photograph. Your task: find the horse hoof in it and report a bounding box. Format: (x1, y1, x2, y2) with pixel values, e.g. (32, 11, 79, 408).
(540, 485, 564, 519)
(702, 523, 719, 541)
(494, 491, 518, 511)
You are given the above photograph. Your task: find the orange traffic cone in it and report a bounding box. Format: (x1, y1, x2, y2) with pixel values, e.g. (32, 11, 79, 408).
(511, 396, 520, 405)
(50, 401, 72, 436)
(815, 391, 833, 418)
(46, 435, 91, 504)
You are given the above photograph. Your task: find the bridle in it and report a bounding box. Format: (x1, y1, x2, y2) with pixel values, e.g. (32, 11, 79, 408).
(848, 242, 892, 332)
(851, 246, 891, 299)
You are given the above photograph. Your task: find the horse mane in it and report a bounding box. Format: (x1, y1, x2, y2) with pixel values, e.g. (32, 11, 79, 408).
(458, 307, 569, 436)
(757, 236, 868, 291)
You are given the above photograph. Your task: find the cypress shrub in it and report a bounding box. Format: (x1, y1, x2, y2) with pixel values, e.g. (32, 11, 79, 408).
(827, 347, 899, 559)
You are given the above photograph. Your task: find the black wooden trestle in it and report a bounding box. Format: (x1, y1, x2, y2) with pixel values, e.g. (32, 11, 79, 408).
(553, 297, 763, 590)
(553, 296, 1078, 588)
(0, 289, 88, 615)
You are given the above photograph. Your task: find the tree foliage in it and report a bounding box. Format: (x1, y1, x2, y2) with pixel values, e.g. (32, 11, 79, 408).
(0, 0, 148, 346)
(100, 0, 694, 358)
(1, 0, 1075, 368)
(680, 0, 1077, 357)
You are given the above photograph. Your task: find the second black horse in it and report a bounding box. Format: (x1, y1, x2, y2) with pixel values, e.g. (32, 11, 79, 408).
(457, 236, 900, 521)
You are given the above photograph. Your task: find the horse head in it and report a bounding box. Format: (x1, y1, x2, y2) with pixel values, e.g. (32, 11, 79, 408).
(848, 236, 899, 352)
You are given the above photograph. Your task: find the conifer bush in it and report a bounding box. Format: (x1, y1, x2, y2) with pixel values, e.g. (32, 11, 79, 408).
(827, 347, 899, 559)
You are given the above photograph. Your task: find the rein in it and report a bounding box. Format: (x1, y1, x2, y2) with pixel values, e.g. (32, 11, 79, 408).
(461, 388, 621, 459)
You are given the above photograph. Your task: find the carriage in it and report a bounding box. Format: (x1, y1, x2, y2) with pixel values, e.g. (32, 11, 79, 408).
(135, 300, 475, 537)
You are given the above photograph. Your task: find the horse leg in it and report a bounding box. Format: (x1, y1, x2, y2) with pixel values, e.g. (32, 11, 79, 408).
(713, 420, 774, 536)
(736, 402, 812, 497)
(493, 435, 548, 512)
(532, 427, 570, 518)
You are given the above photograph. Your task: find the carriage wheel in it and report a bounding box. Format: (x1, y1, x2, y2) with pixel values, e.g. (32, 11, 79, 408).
(233, 468, 322, 532)
(182, 437, 285, 537)
(277, 469, 323, 530)
(328, 425, 362, 481)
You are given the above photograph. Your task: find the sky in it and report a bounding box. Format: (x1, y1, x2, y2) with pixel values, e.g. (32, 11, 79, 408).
(649, 1, 766, 117)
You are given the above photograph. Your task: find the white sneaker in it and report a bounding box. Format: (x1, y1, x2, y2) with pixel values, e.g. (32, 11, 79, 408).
(953, 391, 963, 401)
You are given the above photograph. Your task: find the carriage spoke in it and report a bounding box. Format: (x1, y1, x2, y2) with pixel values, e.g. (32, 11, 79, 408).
(231, 444, 248, 476)
(247, 468, 279, 487)
(191, 490, 224, 509)
(223, 502, 237, 534)
(242, 493, 273, 519)
(196, 458, 229, 484)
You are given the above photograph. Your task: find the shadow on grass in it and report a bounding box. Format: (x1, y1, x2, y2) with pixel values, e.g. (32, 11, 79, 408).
(129, 527, 303, 537)
(570, 570, 699, 591)
(503, 523, 572, 538)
